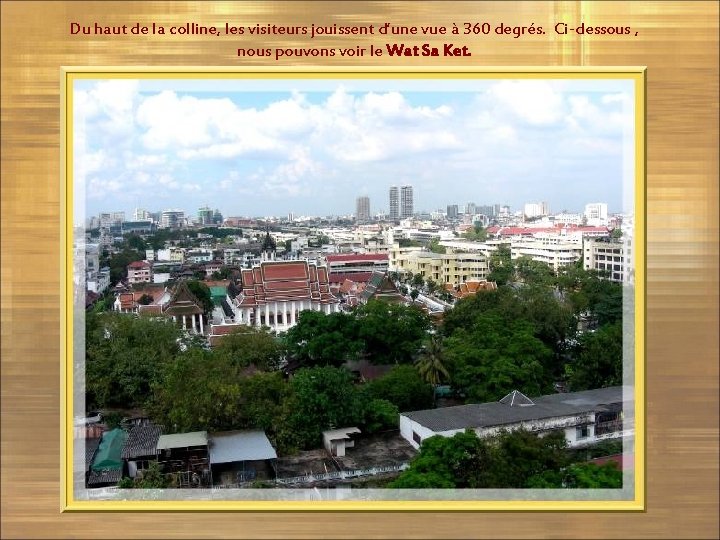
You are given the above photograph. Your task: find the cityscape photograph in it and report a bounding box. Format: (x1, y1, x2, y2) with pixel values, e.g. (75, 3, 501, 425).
(72, 77, 636, 501)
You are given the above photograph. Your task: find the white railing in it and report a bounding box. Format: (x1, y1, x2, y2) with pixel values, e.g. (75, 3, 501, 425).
(273, 463, 409, 486)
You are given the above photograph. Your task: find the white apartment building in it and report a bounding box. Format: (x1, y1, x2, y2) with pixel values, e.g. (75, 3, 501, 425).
(584, 203, 609, 226)
(523, 202, 549, 219)
(511, 238, 582, 271)
(583, 238, 633, 284)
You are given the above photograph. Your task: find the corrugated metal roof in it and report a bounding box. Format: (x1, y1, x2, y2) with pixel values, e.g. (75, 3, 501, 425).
(402, 386, 630, 433)
(121, 425, 162, 459)
(208, 430, 277, 464)
(156, 431, 208, 450)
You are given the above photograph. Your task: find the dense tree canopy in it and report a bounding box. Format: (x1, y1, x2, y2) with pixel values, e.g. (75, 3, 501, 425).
(444, 314, 552, 402)
(355, 300, 431, 365)
(279, 366, 365, 451)
(214, 327, 285, 371)
(284, 311, 362, 367)
(362, 365, 434, 413)
(389, 429, 571, 489)
(86, 312, 181, 408)
(564, 321, 623, 391)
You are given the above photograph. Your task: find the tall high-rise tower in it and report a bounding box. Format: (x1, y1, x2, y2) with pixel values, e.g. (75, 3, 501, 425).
(356, 196, 370, 223)
(389, 186, 399, 220)
(400, 185, 414, 218)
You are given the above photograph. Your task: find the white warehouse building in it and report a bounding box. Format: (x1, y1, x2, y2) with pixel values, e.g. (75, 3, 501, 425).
(399, 386, 632, 450)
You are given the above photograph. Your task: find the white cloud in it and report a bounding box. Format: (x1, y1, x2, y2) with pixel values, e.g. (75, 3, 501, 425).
(486, 81, 564, 125)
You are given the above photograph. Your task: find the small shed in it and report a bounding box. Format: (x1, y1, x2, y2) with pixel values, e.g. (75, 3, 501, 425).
(156, 431, 210, 485)
(209, 430, 278, 485)
(322, 427, 361, 457)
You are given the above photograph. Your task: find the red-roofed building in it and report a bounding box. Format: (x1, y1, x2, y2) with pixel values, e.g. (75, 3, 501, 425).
(324, 253, 389, 280)
(444, 279, 498, 299)
(227, 258, 340, 333)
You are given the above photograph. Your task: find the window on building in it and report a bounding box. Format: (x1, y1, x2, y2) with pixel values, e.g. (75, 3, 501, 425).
(576, 426, 589, 440)
(412, 431, 422, 445)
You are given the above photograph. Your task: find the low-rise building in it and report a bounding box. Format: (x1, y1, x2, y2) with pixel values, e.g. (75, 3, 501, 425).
(127, 260, 152, 285)
(510, 239, 582, 271)
(399, 386, 631, 450)
(583, 238, 633, 284)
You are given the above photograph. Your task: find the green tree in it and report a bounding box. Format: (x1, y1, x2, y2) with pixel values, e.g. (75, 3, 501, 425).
(126, 234, 147, 252)
(426, 279, 438, 295)
(215, 327, 285, 371)
(444, 314, 552, 402)
(389, 431, 483, 488)
(564, 321, 623, 391)
(410, 288, 420, 303)
(528, 461, 622, 488)
(119, 461, 173, 489)
(102, 247, 145, 285)
(361, 398, 399, 434)
(86, 313, 181, 408)
(280, 366, 364, 450)
(390, 429, 570, 489)
(147, 348, 242, 433)
(185, 280, 213, 314)
(284, 311, 362, 368)
(463, 224, 488, 242)
(487, 246, 513, 286)
(362, 365, 434, 412)
(355, 300, 431, 365)
(415, 335, 450, 387)
(513, 256, 554, 285)
(428, 239, 446, 254)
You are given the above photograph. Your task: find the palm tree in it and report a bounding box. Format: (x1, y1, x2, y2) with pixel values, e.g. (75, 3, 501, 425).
(415, 336, 450, 405)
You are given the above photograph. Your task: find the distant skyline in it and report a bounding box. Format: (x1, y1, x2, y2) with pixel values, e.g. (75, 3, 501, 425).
(74, 78, 635, 221)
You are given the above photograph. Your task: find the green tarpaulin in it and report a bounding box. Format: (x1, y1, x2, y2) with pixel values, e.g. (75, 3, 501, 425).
(91, 428, 128, 471)
(210, 286, 227, 306)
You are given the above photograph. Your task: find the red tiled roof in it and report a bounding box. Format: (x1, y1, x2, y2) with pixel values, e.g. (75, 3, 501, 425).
(328, 272, 374, 284)
(209, 323, 244, 336)
(262, 261, 309, 281)
(127, 260, 151, 269)
(588, 453, 632, 471)
(326, 253, 389, 263)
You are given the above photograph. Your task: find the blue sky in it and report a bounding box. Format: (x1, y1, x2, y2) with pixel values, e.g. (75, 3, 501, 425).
(74, 78, 635, 221)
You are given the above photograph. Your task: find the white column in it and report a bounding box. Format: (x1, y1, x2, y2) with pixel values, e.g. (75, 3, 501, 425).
(199, 314, 204, 334)
(182, 315, 187, 330)
(255, 308, 260, 327)
(265, 304, 270, 328)
(291, 302, 296, 325)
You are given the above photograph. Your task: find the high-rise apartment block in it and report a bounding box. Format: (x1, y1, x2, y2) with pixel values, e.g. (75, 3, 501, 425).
(356, 196, 370, 223)
(160, 209, 185, 228)
(400, 185, 414, 218)
(446, 204, 459, 220)
(524, 202, 549, 219)
(389, 186, 399, 220)
(584, 203, 609, 226)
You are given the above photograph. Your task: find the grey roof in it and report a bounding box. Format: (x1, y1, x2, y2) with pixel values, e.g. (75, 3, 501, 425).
(209, 430, 277, 464)
(402, 386, 630, 433)
(87, 468, 122, 486)
(156, 431, 208, 450)
(84, 438, 101, 471)
(121, 424, 162, 459)
(499, 390, 534, 407)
